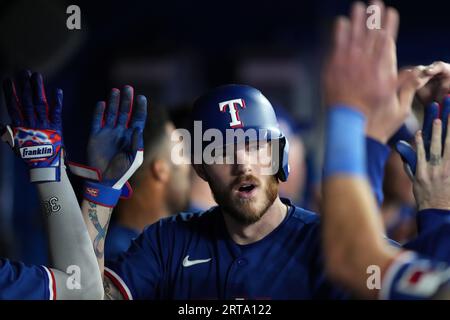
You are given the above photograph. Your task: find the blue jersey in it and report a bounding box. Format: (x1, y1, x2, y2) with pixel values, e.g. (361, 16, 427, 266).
(0, 259, 55, 300)
(105, 198, 349, 300)
(105, 223, 139, 261)
(381, 251, 450, 300)
(365, 137, 390, 206)
(405, 209, 450, 263)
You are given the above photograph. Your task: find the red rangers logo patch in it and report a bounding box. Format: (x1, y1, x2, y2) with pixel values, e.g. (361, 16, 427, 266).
(396, 260, 450, 297)
(86, 187, 99, 197)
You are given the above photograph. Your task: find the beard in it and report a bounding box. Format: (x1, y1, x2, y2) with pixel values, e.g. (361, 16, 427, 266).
(209, 174, 279, 225)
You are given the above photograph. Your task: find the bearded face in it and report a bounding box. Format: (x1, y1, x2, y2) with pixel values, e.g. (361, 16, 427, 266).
(201, 141, 279, 224)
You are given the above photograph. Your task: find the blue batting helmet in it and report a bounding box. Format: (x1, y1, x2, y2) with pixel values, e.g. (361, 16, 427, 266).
(191, 84, 290, 182)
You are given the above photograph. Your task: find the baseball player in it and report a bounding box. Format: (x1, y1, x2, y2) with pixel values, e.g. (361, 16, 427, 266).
(0, 70, 104, 299)
(77, 83, 349, 299)
(321, 1, 450, 299)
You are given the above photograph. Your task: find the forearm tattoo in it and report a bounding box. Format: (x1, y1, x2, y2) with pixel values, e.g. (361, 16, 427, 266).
(88, 202, 112, 259)
(103, 277, 123, 300)
(42, 196, 61, 215)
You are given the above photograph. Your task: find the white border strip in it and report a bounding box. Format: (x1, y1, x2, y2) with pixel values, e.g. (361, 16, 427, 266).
(30, 167, 56, 182)
(41, 266, 55, 300)
(113, 150, 143, 190)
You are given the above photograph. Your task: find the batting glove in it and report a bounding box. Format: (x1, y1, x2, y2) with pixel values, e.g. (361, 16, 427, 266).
(68, 86, 147, 207)
(1, 70, 64, 183)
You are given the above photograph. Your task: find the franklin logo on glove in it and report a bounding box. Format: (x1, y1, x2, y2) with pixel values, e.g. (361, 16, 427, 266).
(20, 145, 54, 159)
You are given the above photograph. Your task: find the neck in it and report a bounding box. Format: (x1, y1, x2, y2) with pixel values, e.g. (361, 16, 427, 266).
(222, 197, 288, 245)
(116, 182, 169, 232)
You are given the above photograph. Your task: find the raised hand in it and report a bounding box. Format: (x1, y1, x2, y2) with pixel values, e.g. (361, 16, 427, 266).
(68, 86, 147, 207)
(1, 70, 64, 182)
(396, 98, 450, 177)
(323, 1, 426, 143)
(416, 61, 450, 106)
(87, 86, 147, 187)
(413, 116, 450, 211)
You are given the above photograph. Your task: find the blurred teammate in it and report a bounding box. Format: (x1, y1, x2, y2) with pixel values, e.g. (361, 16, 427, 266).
(169, 105, 217, 212)
(105, 107, 191, 260)
(321, 1, 450, 299)
(382, 124, 418, 243)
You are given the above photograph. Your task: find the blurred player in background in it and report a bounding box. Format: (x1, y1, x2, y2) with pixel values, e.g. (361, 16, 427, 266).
(382, 123, 418, 243)
(105, 107, 191, 261)
(275, 105, 307, 206)
(321, 1, 450, 299)
(189, 172, 217, 211)
(169, 105, 218, 212)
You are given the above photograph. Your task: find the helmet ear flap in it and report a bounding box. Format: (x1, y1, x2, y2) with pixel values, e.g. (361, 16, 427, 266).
(276, 136, 290, 182)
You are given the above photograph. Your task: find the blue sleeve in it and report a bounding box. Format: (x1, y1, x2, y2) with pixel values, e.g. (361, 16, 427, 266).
(0, 259, 51, 300)
(404, 221, 450, 264)
(105, 222, 164, 300)
(416, 209, 450, 235)
(366, 137, 390, 206)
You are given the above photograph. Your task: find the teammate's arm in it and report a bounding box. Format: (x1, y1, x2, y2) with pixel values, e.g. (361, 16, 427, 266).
(396, 95, 450, 235)
(80, 201, 123, 299)
(38, 167, 104, 299)
(1, 71, 103, 299)
(70, 86, 147, 300)
(321, 1, 425, 298)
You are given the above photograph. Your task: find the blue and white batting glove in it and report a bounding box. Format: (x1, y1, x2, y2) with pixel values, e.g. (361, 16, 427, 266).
(68, 86, 147, 207)
(396, 97, 450, 179)
(1, 70, 64, 183)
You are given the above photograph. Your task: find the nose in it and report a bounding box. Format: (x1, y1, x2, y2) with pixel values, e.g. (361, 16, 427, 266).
(233, 147, 253, 176)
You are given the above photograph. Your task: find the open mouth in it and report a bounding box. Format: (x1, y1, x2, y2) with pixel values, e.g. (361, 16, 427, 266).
(235, 181, 259, 199)
(238, 184, 256, 193)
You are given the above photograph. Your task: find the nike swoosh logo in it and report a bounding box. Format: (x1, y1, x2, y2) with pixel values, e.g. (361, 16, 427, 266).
(182, 255, 212, 267)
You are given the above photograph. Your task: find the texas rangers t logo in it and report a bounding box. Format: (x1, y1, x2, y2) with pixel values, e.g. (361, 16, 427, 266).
(219, 99, 246, 128)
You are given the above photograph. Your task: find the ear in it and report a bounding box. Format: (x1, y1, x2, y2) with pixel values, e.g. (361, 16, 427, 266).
(192, 164, 208, 182)
(151, 159, 170, 183)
